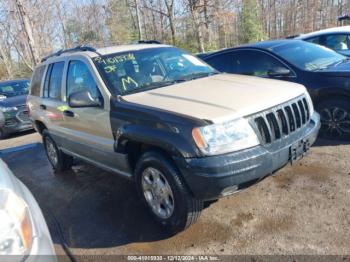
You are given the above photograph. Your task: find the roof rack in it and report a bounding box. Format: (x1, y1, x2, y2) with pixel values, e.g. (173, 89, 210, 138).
(41, 45, 99, 62)
(137, 40, 161, 44)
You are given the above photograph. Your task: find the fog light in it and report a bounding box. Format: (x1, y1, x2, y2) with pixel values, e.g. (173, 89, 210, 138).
(221, 185, 239, 197)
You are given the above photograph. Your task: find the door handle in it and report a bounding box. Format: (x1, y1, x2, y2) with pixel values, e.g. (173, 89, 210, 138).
(63, 110, 75, 117)
(40, 104, 46, 110)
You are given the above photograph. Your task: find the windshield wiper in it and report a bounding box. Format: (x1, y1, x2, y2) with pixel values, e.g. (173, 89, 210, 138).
(178, 71, 218, 81)
(123, 79, 187, 95)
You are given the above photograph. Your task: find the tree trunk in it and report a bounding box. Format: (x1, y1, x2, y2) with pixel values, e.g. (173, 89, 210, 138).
(15, 0, 38, 66)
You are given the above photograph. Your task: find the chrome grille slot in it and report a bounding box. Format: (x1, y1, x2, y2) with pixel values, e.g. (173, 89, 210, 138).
(254, 117, 271, 144)
(302, 98, 310, 120)
(292, 103, 301, 128)
(250, 96, 311, 145)
(284, 106, 296, 132)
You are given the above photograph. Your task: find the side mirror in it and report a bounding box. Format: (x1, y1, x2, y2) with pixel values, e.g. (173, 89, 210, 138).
(268, 67, 291, 77)
(68, 90, 102, 108)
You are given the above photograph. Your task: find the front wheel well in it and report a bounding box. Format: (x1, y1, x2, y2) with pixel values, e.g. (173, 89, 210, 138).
(124, 141, 175, 173)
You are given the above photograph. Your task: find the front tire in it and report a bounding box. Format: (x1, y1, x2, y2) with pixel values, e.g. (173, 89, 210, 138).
(317, 98, 350, 140)
(42, 130, 73, 172)
(135, 151, 203, 234)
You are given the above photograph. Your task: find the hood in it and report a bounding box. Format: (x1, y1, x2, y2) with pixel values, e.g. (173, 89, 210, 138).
(0, 95, 27, 108)
(123, 74, 306, 123)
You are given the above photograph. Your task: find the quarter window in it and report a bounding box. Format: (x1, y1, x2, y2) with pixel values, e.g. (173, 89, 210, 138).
(30, 65, 46, 96)
(66, 60, 101, 100)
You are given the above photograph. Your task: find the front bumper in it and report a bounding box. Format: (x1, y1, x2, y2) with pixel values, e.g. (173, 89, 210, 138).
(0, 109, 32, 135)
(176, 112, 321, 200)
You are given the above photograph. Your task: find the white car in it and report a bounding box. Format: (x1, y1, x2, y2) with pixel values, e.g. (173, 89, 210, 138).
(295, 26, 350, 57)
(0, 159, 55, 260)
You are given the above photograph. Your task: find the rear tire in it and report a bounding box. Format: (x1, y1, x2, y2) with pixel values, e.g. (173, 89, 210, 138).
(42, 130, 73, 172)
(316, 98, 350, 140)
(135, 151, 203, 234)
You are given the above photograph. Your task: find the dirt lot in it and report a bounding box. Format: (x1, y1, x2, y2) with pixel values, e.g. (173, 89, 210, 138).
(0, 131, 349, 258)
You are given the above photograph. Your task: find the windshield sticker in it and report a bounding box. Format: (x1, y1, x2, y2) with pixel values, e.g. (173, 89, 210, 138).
(57, 105, 70, 112)
(104, 65, 117, 73)
(121, 77, 138, 91)
(94, 53, 136, 65)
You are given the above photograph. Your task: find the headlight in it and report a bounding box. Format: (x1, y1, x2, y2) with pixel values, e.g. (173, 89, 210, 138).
(0, 189, 33, 255)
(0, 106, 18, 112)
(192, 118, 259, 155)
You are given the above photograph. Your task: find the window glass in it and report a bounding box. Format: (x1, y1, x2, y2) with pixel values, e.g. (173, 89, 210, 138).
(0, 81, 29, 98)
(30, 65, 45, 96)
(67, 60, 101, 99)
(271, 41, 346, 71)
(305, 36, 321, 44)
(48, 62, 64, 99)
(93, 47, 215, 95)
(324, 34, 350, 51)
(205, 53, 234, 72)
(43, 64, 52, 97)
(229, 50, 287, 77)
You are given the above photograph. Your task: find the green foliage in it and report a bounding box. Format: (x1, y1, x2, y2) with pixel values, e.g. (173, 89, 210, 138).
(238, 0, 266, 44)
(106, 0, 138, 44)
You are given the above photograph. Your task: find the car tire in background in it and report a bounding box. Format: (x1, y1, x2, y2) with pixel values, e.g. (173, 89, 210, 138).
(317, 98, 350, 140)
(42, 129, 73, 172)
(135, 151, 203, 234)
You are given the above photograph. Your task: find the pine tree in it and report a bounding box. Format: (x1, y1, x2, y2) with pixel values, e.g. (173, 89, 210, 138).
(238, 0, 266, 44)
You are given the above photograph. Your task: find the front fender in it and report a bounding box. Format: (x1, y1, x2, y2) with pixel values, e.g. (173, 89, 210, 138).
(115, 124, 200, 158)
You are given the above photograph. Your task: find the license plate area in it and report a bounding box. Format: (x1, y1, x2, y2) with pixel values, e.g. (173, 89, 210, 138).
(290, 139, 310, 164)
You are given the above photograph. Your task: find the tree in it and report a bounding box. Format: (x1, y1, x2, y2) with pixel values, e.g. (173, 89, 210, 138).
(238, 0, 266, 44)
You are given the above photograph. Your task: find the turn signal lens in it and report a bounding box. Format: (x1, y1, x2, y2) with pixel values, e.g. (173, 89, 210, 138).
(192, 128, 207, 149)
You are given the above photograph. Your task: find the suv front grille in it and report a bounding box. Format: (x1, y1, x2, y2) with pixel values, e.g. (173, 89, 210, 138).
(250, 96, 311, 145)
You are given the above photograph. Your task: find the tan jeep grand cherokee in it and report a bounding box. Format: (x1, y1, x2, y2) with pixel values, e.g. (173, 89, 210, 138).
(27, 44, 320, 233)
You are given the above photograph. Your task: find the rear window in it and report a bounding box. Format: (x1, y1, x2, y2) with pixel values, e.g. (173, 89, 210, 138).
(30, 65, 46, 96)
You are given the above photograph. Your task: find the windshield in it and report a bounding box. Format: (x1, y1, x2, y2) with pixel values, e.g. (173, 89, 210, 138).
(271, 41, 346, 71)
(0, 80, 29, 98)
(93, 47, 216, 95)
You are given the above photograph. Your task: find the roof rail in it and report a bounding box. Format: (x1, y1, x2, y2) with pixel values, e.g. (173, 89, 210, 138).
(41, 45, 98, 62)
(137, 40, 161, 44)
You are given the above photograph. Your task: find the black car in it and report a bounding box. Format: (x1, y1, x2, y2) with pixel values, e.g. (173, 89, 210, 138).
(199, 40, 350, 139)
(0, 79, 32, 138)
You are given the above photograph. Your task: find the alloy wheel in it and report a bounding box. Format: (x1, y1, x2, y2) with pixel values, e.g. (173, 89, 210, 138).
(45, 137, 58, 167)
(141, 167, 175, 219)
(320, 106, 350, 138)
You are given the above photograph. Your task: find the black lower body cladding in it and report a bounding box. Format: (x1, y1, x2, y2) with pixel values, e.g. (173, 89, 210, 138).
(175, 112, 321, 201)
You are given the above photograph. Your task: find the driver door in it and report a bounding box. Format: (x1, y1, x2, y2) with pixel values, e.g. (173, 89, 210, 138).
(60, 58, 130, 175)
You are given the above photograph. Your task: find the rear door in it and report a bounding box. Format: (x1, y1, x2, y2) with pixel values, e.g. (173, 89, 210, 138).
(38, 61, 67, 146)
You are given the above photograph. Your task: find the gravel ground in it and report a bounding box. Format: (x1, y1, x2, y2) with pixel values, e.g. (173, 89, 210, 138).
(0, 131, 349, 258)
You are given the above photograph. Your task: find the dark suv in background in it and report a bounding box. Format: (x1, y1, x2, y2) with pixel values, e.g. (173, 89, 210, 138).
(0, 79, 32, 139)
(199, 40, 350, 140)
